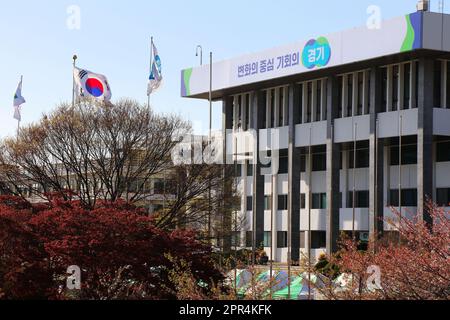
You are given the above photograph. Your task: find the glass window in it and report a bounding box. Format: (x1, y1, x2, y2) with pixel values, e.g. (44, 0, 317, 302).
(347, 74, 353, 117)
(277, 231, 288, 248)
(245, 94, 251, 130)
(312, 153, 327, 171)
(348, 190, 369, 208)
(382, 67, 388, 110)
(403, 63, 411, 109)
(278, 195, 288, 211)
(316, 80, 322, 121)
(270, 89, 276, 128)
(391, 144, 417, 165)
(312, 193, 327, 209)
(349, 148, 370, 168)
(279, 88, 284, 127)
(298, 83, 304, 124)
(447, 61, 450, 109)
(307, 82, 312, 123)
(389, 189, 417, 207)
(437, 141, 450, 162)
(279, 155, 288, 174)
(357, 72, 364, 115)
(264, 196, 272, 211)
(247, 162, 253, 177)
(231, 232, 241, 247)
(436, 188, 450, 207)
(338, 76, 343, 117)
(434, 60, 442, 108)
(246, 231, 253, 248)
(262, 91, 267, 128)
(247, 196, 253, 211)
(311, 231, 326, 249)
(392, 65, 399, 111)
(263, 231, 272, 247)
(300, 193, 306, 209)
(300, 155, 306, 172)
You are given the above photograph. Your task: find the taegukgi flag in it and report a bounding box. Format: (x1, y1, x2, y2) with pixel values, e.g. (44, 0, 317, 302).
(147, 41, 162, 95)
(13, 76, 26, 121)
(73, 67, 112, 101)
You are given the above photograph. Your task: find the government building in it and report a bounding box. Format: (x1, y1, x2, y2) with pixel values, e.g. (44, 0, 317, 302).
(180, 2, 450, 263)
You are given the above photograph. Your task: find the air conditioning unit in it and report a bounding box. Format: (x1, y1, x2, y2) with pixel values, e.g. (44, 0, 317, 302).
(360, 232, 370, 242)
(417, 0, 430, 12)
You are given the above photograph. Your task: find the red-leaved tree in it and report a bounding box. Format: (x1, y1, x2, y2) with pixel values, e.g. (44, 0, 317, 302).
(0, 196, 223, 300)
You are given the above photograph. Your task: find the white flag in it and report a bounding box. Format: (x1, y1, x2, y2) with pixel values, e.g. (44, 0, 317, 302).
(147, 41, 162, 96)
(13, 77, 25, 121)
(73, 67, 112, 102)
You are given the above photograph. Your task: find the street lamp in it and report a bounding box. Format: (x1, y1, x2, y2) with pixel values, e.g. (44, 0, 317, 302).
(196, 45, 203, 66)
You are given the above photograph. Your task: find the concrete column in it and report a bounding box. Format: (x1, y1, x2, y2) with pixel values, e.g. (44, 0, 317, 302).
(369, 67, 384, 240)
(417, 58, 434, 225)
(288, 84, 301, 263)
(252, 91, 266, 251)
(326, 76, 341, 254)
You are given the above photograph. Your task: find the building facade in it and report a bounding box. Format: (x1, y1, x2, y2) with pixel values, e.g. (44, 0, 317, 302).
(181, 9, 450, 263)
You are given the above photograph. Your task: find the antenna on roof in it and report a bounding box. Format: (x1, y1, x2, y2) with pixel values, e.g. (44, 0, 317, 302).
(417, 0, 430, 11)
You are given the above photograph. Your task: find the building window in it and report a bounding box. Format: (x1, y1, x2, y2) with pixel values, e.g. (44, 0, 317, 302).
(357, 72, 364, 116)
(270, 89, 276, 128)
(434, 60, 442, 108)
(403, 62, 411, 109)
(306, 82, 312, 123)
(312, 193, 327, 209)
(349, 148, 370, 168)
(390, 144, 417, 165)
(389, 189, 417, 207)
(436, 188, 450, 207)
(231, 232, 241, 247)
(263, 231, 272, 247)
(392, 65, 399, 111)
(237, 95, 242, 130)
(338, 76, 344, 117)
(153, 179, 165, 194)
(246, 231, 253, 248)
(279, 153, 289, 174)
(382, 67, 388, 110)
(278, 195, 288, 211)
(247, 161, 253, 177)
(300, 193, 306, 209)
(312, 153, 327, 171)
(247, 196, 253, 211)
(437, 141, 450, 162)
(277, 231, 288, 248)
(278, 87, 285, 127)
(245, 94, 251, 130)
(264, 196, 272, 211)
(300, 231, 306, 249)
(348, 190, 369, 208)
(347, 74, 353, 117)
(315, 81, 322, 121)
(234, 163, 242, 177)
(300, 155, 306, 172)
(298, 83, 304, 124)
(447, 61, 450, 109)
(262, 91, 267, 128)
(311, 231, 326, 249)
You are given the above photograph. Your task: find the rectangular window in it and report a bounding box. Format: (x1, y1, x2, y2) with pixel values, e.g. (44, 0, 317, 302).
(246, 231, 253, 248)
(307, 82, 312, 123)
(390, 144, 417, 165)
(392, 65, 399, 111)
(414, 61, 419, 108)
(277, 231, 288, 248)
(247, 196, 253, 211)
(311, 231, 326, 249)
(263, 231, 272, 247)
(338, 76, 344, 117)
(357, 72, 364, 116)
(403, 63, 411, 109)
(347, 74, 353, 117)
(389, 189, 417, 207)
(436, 188, 450, 207)
(298, 84, 304, 124)
(270, 89, 276, 128)
(237, 95, 242, 129)
(153, 180, 165, 194)
(300, 155, 306, 172)
(262, 91, 268, 128)
(300, 193, 306, 209)
(349, 148, 370, 168)
(234, 163, 242, 177)
(447, 61, 450, 109)
(312, 193, 327, 209)
(312, 153, 327, 171)
(434, 60, 442, 108)
(279, 154, 289, 174)
(437, 141, 450, 162)
(279, 88, 284, 127)
(278, 195, 288, 211)
(245, 94, 251, 130)
(348, 190, 369, 208)
(316, 80, 322, 121)
(231, 232, 241, 247)
(247, 162, 253, 177)
(264, 196, 272, 211)
(382, 67, 388, 110)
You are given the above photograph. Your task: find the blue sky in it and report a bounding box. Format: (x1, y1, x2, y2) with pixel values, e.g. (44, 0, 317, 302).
(0, 0, 441, 138)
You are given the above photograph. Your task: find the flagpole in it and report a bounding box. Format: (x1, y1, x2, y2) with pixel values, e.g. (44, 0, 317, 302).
(72, 55, 78, 109)
(16, 75, 23, 138)
(148, 36, 153, 112)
